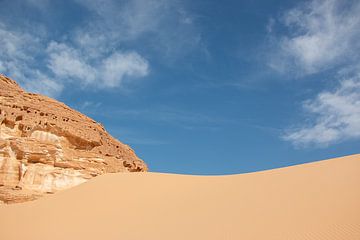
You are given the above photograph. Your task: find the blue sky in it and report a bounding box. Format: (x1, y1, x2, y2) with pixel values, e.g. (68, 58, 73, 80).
(0, 0, 359, 174)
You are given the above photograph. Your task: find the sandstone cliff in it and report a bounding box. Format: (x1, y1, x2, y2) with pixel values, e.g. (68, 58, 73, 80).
(0, 74, 147, 204)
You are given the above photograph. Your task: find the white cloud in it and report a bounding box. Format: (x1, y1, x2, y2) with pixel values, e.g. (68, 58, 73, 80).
(101, 52, 149, 87)
(47, 42, 96, 85)
(0, 24, 37, 63)
(284, 75, 360, 147)
(0, 23, 149, 95)
(0, 0, 200, 96)
(271, 0, 360, 147)
(0, 24, 63, 97)
(46, 41, 149, 88)
(269, 0, 360, 74)
(73, 32, 108, 58)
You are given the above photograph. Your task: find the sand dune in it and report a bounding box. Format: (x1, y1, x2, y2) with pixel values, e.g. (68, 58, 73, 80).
(0, 154, 359, 240)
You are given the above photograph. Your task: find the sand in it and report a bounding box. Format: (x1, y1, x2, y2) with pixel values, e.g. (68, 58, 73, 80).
(0, 154, 359, 240)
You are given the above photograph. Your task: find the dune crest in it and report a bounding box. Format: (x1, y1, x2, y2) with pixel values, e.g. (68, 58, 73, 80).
(0, 154, 359, 239)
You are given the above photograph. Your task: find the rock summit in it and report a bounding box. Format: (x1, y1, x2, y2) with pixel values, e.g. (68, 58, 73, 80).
(0, 74, 147, 203)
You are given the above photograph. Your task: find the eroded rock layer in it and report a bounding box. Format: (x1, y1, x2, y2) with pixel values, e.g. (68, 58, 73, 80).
(0, 74, 147, 204)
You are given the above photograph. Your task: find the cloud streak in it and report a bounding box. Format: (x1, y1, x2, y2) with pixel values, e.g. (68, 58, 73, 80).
(74, 0, 201, 54)
(272, 0, 360, 147)
(0, 24, 63, 97)
(47, 41, 149, 88)
(284, 75, 360, 146)
(0, 0, 200, 96)
(269, 0, 360, 75)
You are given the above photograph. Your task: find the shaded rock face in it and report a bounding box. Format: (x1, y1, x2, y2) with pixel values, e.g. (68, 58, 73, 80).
(0, 74, 147, 204)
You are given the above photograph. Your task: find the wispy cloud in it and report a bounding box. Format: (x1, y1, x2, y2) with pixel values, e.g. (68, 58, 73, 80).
(73, 0, 203, 61)
(268, 0, 360, 75)
(0, 0, 201, 96)
(284, 74, 360, 147)
(0, 24, 63, 97)
(47, 41, 149, 88)
(101, 52, 149, 87)
(47, 42, 97, 85)
(272, 0, 360, 147)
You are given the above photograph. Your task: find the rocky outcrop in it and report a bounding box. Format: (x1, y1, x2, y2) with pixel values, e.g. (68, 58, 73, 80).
(0, 74, 147, 204)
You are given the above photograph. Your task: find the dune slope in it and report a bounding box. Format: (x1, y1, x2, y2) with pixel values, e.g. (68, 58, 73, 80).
(0, 154, 360, 240)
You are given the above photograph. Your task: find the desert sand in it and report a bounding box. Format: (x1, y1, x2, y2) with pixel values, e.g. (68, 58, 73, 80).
(0, 154, 359, 240)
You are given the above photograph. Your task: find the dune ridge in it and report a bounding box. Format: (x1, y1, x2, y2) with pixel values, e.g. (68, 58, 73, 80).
(0, 154, 359, 240)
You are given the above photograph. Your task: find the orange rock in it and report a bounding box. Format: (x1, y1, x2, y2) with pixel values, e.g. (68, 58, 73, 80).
(0, 74, 147, 203)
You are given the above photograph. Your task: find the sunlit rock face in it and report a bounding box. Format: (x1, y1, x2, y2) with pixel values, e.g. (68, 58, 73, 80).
(0, 74, 147, 204)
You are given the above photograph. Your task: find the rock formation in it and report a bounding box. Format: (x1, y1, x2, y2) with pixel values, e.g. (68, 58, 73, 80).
(0, 74, 147, 204)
